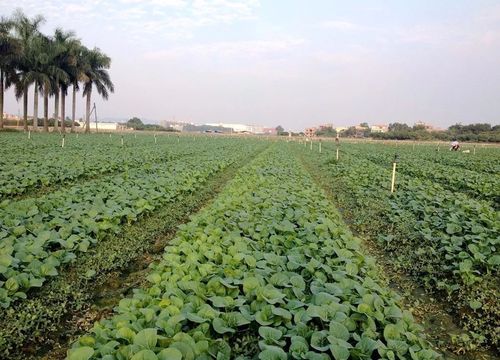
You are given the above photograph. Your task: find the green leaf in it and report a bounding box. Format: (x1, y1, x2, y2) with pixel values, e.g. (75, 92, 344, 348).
(329, 321, 350, 341)
(158, 348, 183, 360)
(170, 341, 196, 360)
(243, 277, 260, 293)
(67, 346, 94, 360)
(384, 305, 403, 319)
(258, 347, 287, 360)
(117, 327, 135, 342)
(134, 328, 158, 349)
(469, 300, 482, 310)
(0, 254, 13, 268)
(383, 324, 401, 340)
(5, 278, 19, 293)
(131, 349, 158, 360)
(330, 344, 350, 360)
(290, 336, 309, 359)
(311, 330, 330, 352)
(212, 317, 235, 334)
(258, 326, 283, 344)
(446, 223, 462, 234)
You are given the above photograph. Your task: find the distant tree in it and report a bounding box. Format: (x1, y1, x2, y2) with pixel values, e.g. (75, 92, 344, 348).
(275, 125, 284, 134)
(359, 122, 369, 128)
(82, 47, 114, 133)
(343, 126, 357, 137)
(127, 117, 144, 130)
(388, 123, 410, 132)
(315, 126, 337, 137)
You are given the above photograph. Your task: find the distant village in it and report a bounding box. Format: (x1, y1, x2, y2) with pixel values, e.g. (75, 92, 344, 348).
(2, 112, 498, 142)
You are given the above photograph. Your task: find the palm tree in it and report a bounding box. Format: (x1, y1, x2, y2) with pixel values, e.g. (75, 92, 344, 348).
(0, 16, 21, 129)
(41, 36, 68, 132)
(55, 30, 84, 132)
(11, 10, 45, 131)
(52, 29, 79, 133)
(47, 29, 72, 132)
(81, 47, 114, 133)
(67, 43, 86, 132)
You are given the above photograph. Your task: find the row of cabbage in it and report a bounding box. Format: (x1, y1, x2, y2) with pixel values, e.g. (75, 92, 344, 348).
(67, 146, 439, 360)
(0, 139, 261, 308)
(374, 141, 500, 174)
(342, 143, 499, 205)
(0, 133, 205, 198)
(302, 143, 499, 350)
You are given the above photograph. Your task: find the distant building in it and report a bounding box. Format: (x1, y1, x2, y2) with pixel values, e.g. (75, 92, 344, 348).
(370, 124, 388, 133)
(94, 122, 126, 131)
(205, 123, 267, 134)
(160, 120, 188, 131)
(305, 127, 317, 137)
(262, 127, 277, 135)
(2, 113, 20, 120)
(335, 126, 348, 133)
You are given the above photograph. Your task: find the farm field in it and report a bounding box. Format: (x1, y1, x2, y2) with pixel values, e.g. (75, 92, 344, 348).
(0, 133, 498, 360)
(296, 140, 499, 357)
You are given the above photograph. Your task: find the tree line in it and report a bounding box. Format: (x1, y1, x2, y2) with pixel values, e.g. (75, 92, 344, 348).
(370, 122, 500, 142)
(0, 10, 114, 133)
(309, 123, 499, 142)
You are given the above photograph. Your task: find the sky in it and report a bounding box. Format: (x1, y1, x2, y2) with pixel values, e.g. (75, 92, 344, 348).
(1, 0, 500, 131)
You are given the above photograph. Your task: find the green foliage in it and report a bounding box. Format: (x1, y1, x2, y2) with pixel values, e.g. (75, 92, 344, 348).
(0, 134, 261, 308)
(67, 146, 439, 359)
(300, 141, 500, 350)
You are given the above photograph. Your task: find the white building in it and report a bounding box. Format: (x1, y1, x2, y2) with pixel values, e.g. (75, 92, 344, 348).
(94, 122, 125, 131)
(370, 125, 388, 133)
(206, 123, 266, 134)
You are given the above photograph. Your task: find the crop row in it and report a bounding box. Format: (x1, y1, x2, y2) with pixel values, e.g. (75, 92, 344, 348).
(370, 141, 500, 175)
(0, 140, 261, 308)
(342, 143, 499, 205)
(301, 143, 499, 350)
(0, 134, 216, 198)
(67, 146, 439, 360)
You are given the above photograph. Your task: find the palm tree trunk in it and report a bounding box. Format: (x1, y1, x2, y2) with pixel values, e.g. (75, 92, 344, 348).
(71, 83, 76, 132)
(23, 86, 28, 131)
(43, 85, 49, 132)
(33, 83, 38, 131)
(54, 89, 59, 132)
(61, 88, 66, 133)
(85, 89, 91, 133)
(0, 69, 4, 129)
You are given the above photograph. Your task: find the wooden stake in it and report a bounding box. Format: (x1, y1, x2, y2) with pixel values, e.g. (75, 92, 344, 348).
(319, 141, 322, 153)
(28, 130, 31, 139)
(391, 162, 397, 193)
(473, 145, 476, 155)
(61, 135, 65, 148)
(336, 148, 339, 161)
(121, 135, 124, 146)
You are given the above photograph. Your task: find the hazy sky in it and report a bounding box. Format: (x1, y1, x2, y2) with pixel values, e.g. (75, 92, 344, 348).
(2, 0, 500, 130)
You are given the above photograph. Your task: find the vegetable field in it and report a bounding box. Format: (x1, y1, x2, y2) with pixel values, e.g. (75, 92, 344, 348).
(0, 133, 498, 360)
